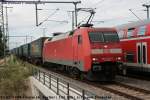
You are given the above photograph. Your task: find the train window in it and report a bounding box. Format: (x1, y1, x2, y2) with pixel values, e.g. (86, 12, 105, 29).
(118, 30, 124, 39)
(127, 28, 135, 38)
(89, 32, 104, 42)
(78, 35, 82, 44)
(103, 32, 119, 42)
(138, 26, 146, 36)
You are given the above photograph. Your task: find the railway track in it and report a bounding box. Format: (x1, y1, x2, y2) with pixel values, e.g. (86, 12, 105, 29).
(90, 81, 150, 100)
(124, 72, 150, 81)
(34, 65, 150, 100)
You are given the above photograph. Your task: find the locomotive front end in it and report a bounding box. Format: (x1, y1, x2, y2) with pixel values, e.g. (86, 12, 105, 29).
(88, 29, 123, 81)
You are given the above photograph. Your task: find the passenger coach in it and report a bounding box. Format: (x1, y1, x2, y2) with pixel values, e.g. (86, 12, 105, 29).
(116, 20, 150, 72)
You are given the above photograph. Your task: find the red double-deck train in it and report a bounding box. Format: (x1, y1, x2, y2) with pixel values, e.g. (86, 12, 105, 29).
(43, 26, 123, 81)
(116, 19, 150, 73)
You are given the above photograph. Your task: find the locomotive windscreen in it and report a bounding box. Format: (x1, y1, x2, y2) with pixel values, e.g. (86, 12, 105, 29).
(89, 32, 119, 42)
(89, 32, 104, 42)
(103, 32, 119, 42)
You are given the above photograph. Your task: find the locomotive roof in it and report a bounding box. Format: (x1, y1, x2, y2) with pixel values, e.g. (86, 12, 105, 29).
(50, 27, 117, 42)
(86, 27, 116, 32)
(116, 19, 150, 31)
(51, 32, 70, 41)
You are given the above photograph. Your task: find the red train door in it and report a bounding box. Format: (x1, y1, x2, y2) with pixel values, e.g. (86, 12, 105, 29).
(73, 35, 82, 65)
(136, 42, 147, 65)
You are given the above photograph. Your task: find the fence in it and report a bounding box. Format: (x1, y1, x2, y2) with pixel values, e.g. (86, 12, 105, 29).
(31, 67, 99, 100)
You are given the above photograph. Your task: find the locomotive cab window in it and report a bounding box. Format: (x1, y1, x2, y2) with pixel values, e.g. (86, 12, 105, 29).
(78, 35, 82, 44)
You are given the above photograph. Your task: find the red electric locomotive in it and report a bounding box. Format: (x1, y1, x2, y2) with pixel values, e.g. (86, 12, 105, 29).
(43, 25, 123, 81)
(116, 19, 150, 73)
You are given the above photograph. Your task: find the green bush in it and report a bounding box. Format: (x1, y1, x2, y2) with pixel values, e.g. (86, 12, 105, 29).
(0, 56, 31, 96)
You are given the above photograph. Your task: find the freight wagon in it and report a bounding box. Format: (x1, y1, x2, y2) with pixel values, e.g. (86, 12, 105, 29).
(29, 37, 48, 64)
(22, 43, 30, 60)
(18, 45, 23, 57)
(11, 37, 48, 64)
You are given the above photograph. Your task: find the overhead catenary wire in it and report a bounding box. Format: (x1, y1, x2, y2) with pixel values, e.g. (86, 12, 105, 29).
(129, 9, 142, 21)
(47, 20, 68, 23)
(91, 0, 147, 24)
(9, 0, 150, 47)
(26, 8, 71, 37)
(38, 8, 60, 26)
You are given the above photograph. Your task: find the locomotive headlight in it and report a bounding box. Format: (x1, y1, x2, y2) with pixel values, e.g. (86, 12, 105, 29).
(92, 58, 98, 61)
(104, 45, 108, 48)
(117, 57, 121, 60)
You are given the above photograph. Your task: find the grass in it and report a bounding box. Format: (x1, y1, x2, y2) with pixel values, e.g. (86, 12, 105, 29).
(0, 55, 32, 96)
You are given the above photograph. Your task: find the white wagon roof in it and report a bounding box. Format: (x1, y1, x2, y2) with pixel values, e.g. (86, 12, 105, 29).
(116, 19, 150, 31)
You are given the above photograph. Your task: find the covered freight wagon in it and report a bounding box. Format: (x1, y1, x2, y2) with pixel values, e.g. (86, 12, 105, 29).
(22, 43, 30, 59)
(15, 48, 19, 56)
(18, 45, 23, 58)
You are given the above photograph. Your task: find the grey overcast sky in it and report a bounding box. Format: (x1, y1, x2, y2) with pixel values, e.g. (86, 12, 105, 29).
(4, 0, 150, 49)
